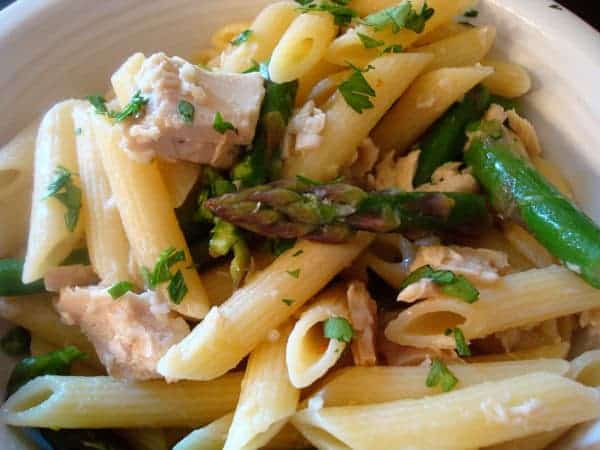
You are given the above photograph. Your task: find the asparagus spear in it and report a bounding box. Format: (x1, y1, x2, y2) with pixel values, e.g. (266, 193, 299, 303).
(231, 64, 298, 188)
(0, 248, 90, 296)
(414, 85, 491, 186)
(205, 179, 491, 243)
(465, 119, 600, 288)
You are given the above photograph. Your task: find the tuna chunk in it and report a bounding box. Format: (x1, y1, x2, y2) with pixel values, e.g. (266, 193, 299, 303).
(347, 281, 378, 366)
(124, 53, 266, 168)
(44, 265, 99, 292)
(55, 287, 190, 380)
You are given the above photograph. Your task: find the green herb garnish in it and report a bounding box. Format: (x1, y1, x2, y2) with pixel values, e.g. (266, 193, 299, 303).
(286, 268, 301, 278)
(107, 281, 135, 300)
(86, 91, 149, 122)
(382, 44, 403, 54)
(297, 1, 358, 26)
(363, 1, 434, 33)
(44, 166, 81, 232)
(426, 359, 458, 392)
(400, 265, 480, 303)
(213, 112, 238, 134)
(445, 327, 471, 357)
(357, 32, 385, 49)
(282, 298, 295, 306)
(167, 270, 188, 305)
(231, 29, 253, 46)
(338, 63, 376, 113)
(464, 9, 479, 17)
(142, 247, 187, 303)
(323, 317, 354, 343)
(178, 100, 195, 124)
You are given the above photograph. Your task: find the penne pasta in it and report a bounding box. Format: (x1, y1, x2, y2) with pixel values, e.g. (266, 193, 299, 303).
(295, 61, 340, 107)
(220, 1, 299, 73)
(92, 113, 210, 319)
(485, 427, 571, 450)
(467, 342, 571, 363)
(325, 0, 476, 67)
(292, 373, 600, 450)
(157, 160, 201, 209)
(269, 12, 337, 83)
(282, 53, 433, 181)
(569, 350, 600, 387)
(286, 285, 350, 388)
(481, 58, 532, 98)
(1, 374, 242, 428)
(413, 22, 474, 46)
(157, 233, 373, 381)
(22, 100, 84, 283)
(410, 26, 497, 71)
(305, 69, 351, 107)
(385, 265, 600, 349)
(0, 120, 37, 257)
(72, 102, 130, 284)
(211, 22, 252, 51)
(371, 65, 494, 153)
(502, 222, 555, 269)
(307, 359, 569, 407)
(224, 322, 298, 450)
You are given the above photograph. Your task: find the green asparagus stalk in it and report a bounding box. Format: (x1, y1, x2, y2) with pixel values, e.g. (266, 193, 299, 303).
(205, 178, 491, 242)
(231, 64, 298, 188)
(465, 119, 600, 288)
(414, 85, 491, 186)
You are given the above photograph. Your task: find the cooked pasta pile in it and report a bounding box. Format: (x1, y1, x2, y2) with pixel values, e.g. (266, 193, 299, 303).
(2, 1, 600, 449)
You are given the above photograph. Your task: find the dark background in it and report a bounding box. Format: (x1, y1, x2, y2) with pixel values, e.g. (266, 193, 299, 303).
(0, 0, 598, 29)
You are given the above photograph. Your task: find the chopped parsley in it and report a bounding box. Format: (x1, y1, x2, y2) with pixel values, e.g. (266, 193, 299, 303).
(167, 270, 188, 305)
(86, 90, 149, 122)
(323, 317, 354, 343)
(286, 268, 301, 278)
(142, 247, 187, 303)
(363, 2, 434, 34)
(464, 9, 479, 17)
(231, 29, 253, 46)
(426, 359, 458, 392)
(338, 64, 376, 113)
(178, 100, 195, 124)
(268, 238, 296, 257)
(382, 44, 403, 54)
(357, 32, 384, 49)
(292, 249, 304, 257)
(400, 265, 479, 303)
(297, 1, 358, 26)
(445, 327, 471, 357)
(1, 327, 30, 357)
(213, 112, 237, 134)
(107, 281, 135, 300)
(282, 298, 295, 306)
(44, 166, 81, 232)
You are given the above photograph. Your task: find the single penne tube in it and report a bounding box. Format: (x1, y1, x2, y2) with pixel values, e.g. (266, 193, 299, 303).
(286, 285, 350, 388)
(0, 120, 37, 257)
(157, 233, 373, 381)
(292, 373, 600, 450)
(308, 359, 569, 407)
(295, 61, 340, 107)
(0, 296, 103, 369)
(481, 58, 532, 98)
(413, 22, 474, 46)
(325, 0, 476, 67)
(72, 102, 130, 284)
(484, 427, 571, 450)
(306, 70, 351, 107)
(569, 350, 600, 387)
(200, 262, 235, 306)
(220, 1, 299, 73)
(92, 113, 210, 319)
(1, 374, 242, 429)
(502, 221, 555, 269)
(371, 65, 494, 153)
(385, 265, 600, 349)
(157, 160, 201, 209)
(175, 414, 308, 450)
(282, 53, 433, 181)
(467, 342, 571, 363)
(111, 52, 145, 107)
(410, 26, 497, 71)
(22, 100, 83, 283)
(210, 22, 252, 51)
(269, 12, 337, 83)
(224, 322, 298, 450)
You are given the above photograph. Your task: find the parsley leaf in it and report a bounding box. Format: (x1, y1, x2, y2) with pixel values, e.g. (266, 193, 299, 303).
(297, 1, 358, 26)
(111, 90, 149, 122)
(382, 44, 403, 54)
(464, 9, 479, 17)
(269, 238, 296, 257)
(426, 359, 458, 392)
(294, 0, 313, 5)
(400, 265, 480, 303)
(286, 268, 301, 278)
(338, 64, 376, 113)
(178, 100, 195, 124)
(86, 95, 109, 115)
(357, 32, 384, 49)
(323, 317, 354, 343)
(142, 247, 187, 304)
(282, 298, 295, 306)
(45, 166, 81, 232)
(107, 281, 135, 300)
(231, 29, 253, 46)
(445, 327, 471, 357)
(292, 249, 304, 257)
(213, 112, 238, 134)
(168, 270, 188, 304)
(363, 1, 434, 34)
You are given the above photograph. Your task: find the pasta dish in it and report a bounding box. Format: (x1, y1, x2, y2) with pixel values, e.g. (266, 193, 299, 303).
(1, 0, 600, 449)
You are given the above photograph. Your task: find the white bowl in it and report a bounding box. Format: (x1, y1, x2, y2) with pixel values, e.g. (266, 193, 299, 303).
(1, 0, 600, 448)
